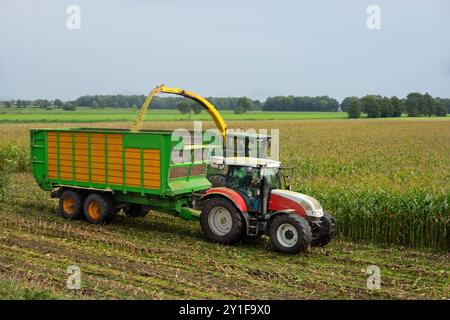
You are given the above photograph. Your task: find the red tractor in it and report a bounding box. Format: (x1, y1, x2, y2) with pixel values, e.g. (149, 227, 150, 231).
(200, 156, 337, 254)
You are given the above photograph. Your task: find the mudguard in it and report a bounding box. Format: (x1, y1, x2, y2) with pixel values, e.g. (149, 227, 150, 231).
(201, 187, 248, 213)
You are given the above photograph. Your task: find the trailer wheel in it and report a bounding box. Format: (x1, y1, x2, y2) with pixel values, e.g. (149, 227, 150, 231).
(83, 193, 115, 224)
(123, 204, 150, 218)
(59, 189, 84, 220)
(311, 212, 337, 247)
(268, 214, 312, 254)
(200, 197, 244, 244)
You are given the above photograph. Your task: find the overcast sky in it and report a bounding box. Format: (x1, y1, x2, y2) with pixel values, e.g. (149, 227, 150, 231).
(0, 0, 449, 101)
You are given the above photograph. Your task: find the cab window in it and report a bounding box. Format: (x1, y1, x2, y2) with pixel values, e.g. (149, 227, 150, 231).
(226, 166, 260, 190)
(264, 167, 281, 190)
(226, 166, 261, 211)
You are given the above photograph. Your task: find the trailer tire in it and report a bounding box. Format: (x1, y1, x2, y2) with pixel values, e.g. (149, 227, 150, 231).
(268, 214, 312, 254)
(83, 193, 115, 224)
(59, 189, 84, 220)
(123, 204, 150, 218)
(311, 212, 337, 247)
(200, 197, 244, 244)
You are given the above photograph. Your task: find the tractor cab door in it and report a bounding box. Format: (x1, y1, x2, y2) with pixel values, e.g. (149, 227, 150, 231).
(225, 165, 261, 213)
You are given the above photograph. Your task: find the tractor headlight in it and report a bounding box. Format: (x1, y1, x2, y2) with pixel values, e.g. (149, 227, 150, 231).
(300, 196, 324, 218)
(307, 208, 324, 218)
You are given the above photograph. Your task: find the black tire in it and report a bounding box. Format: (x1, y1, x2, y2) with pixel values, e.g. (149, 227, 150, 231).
(311, 212, 337, 247)
(207, 174, 226, 187)
(268, 214, 312, 254)
(200, 197, 244, 244)
(59, 189, 84, 220)
(123, 204, 150, 218)
(83, 193, 115, 224)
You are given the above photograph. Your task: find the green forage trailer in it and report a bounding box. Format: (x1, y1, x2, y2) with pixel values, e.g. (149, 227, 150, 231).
(31, 128, 211, 223)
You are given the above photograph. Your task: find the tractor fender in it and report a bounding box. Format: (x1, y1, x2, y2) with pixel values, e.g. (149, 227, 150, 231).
(201, 188, 251, 233)
(201, 187, 248, 213)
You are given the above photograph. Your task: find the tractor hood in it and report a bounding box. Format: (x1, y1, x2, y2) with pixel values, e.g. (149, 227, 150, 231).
(269, 189, 324, 218)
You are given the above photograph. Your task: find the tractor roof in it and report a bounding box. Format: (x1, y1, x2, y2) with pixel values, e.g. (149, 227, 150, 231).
(210, 156, 280, 168)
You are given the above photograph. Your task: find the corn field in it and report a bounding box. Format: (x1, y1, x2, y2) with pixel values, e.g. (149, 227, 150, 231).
(302, 186, 449, 248)
(0, 119, 449, 249)
(280, 119, 450, 249)
(0, 142, 30, 200)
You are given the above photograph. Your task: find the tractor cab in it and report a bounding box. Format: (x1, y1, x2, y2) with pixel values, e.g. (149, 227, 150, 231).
(217, 157, 281, 213)
(202, 156, 336, 254)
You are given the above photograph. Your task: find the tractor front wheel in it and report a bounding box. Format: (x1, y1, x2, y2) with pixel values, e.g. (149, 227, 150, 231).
(268, 214, 312, 254)
(200, 197, 244, 244)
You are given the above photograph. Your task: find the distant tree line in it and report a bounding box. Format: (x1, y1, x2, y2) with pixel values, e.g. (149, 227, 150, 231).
(175, 97, 255, 114)
(74, 95, 263, 112)
(343, 93, 449, 118)
(0, 95, 264, 114)
(1, 92, 449, 117)
(263, 96, 339, 112)
(0, 98, 78, 111)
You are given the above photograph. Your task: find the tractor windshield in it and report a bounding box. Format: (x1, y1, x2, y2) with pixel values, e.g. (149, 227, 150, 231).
(226, 166, 261, 211)
(227, 166, 261, 192)
(226, 165, 280, 191)
(225, 164, 280, 212)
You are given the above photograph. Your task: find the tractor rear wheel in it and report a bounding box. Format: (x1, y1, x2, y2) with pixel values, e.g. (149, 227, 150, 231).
(311, 212, 337, 247)
(83, 193, 115, 224)
(200, 197, 244, 244)
(123, 204, 150, 218)
(268, 214, 312, 254)
(59, 189, 84, 220)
